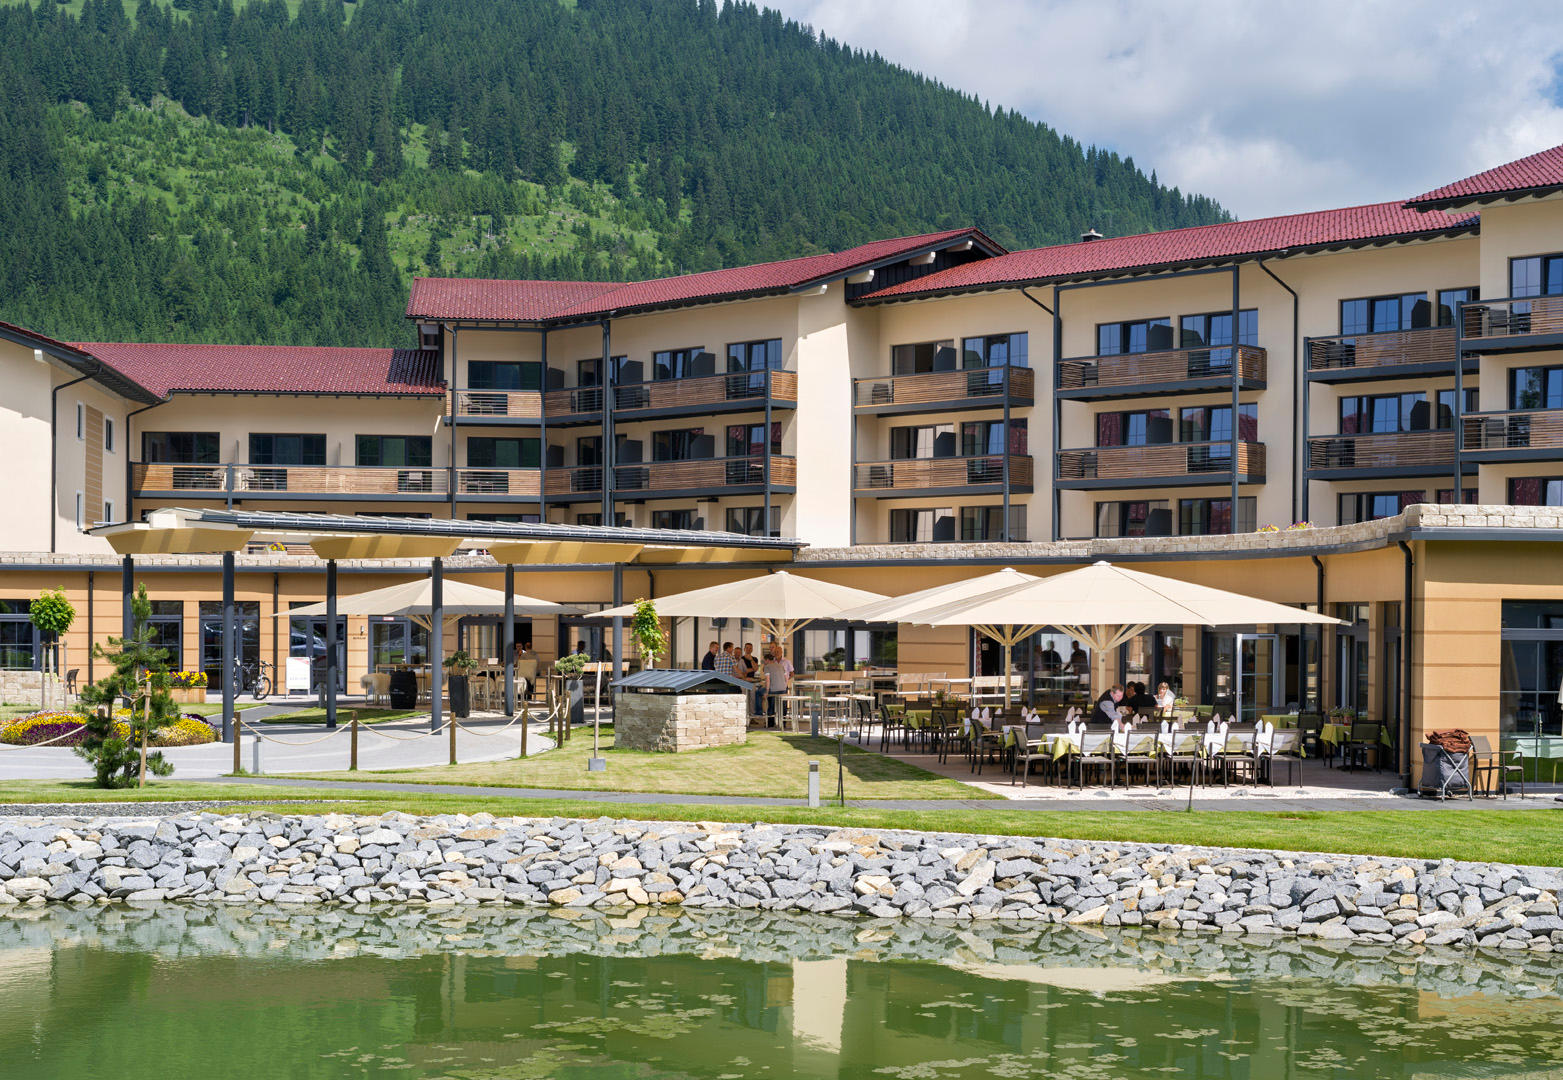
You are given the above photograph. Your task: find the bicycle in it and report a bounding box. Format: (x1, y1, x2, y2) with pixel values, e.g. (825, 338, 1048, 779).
(234, 658, 274, 700)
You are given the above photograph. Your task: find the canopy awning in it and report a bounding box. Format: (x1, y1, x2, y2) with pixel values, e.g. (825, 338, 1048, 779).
(276, 577, 579, 629)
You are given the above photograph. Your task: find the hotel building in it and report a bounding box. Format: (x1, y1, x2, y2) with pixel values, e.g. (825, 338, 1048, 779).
(5, 142, 1563, 774)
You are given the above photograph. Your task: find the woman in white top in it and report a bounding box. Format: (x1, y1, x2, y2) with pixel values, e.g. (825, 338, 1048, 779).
(1155, 681, 1176, 710)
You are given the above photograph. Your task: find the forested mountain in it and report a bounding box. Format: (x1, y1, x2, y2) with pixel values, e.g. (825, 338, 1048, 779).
(0, 0, 1230, 346)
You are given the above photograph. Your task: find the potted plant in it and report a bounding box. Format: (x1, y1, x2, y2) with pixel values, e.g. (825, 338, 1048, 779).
(167, 670, 208, 705)
(447, 650, 476, 718)
(554, 651, 588, 727)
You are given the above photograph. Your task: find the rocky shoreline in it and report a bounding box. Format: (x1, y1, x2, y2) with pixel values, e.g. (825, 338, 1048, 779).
(2, 811, 1562, 955)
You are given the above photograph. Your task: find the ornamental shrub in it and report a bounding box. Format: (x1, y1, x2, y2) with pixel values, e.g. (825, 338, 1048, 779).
(29, 588, 75, 639)
(152, 717, 218, 747)
(75, 584, 176, 787)
(630, 598, 667, 669)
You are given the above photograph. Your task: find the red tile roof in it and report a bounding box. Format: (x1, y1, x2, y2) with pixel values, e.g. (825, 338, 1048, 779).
(0, 319, 162, 402)
(1406, 143, 1563, 209)
(858, 203, 1478, 303)
(70, 342, 444, 398)
(405, 229, 999, 323)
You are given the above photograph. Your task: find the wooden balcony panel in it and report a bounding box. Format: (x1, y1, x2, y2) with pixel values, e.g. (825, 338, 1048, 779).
(1462, 296, 1563, 340)
(1057, 345, 1265, 390)
(132, 463, 449, 497)
(544, 466, 604, 497)
(852, 454, 1031, 491)
(543, 386, 605, 418)
(1055, 441, 1264, 482)
(452, 389, 543, 419)
(1306, 430, 1454, 471)
(1463, 409, 1563, 453)
(614, 370, 797, 413)
(613, 455, 793, 494)
(454, 468, 542, 497)
(853, 366, 1034, 409)
(1306, 327, 1456, 372)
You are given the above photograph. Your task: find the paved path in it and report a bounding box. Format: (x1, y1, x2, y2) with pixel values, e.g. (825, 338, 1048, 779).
(0, 706, 551, 781)
(210, 774, 1563, 812)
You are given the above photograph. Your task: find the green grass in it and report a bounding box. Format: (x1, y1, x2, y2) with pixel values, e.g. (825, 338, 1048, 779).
(258, 707, 421, 725)
(279, 726, 991, 801)
(183, 703, 265, 717)
(0, 780, 1558, 866)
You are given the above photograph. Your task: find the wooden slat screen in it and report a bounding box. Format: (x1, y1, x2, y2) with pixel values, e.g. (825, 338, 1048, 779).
(1306, 327, 1455, 372)
(1306, 431, 1454, 470)
(1055, 442, 1265, 481)
(1057, 345, 1265, 390)
(853, 366, 1033, 408)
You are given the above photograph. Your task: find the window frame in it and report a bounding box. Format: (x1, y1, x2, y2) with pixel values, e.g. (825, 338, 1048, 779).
(1177, 496, 1257, 536)
(1509, 253, 1563, 299)
(888, 506, 955, 543)
(890, 339, 957, 376)
(1436, 287, 1479, 327)
(466, 435, 540, 469)
(248, 433, 327, 466)
(356, 434, 434, 468)
(959, 332, 1029, 369)
(1095, 317, 1172, 356)
(1338, 292, 1430, 336)
(1508, 364, 1563, 411)
(142, 431, 221, 464)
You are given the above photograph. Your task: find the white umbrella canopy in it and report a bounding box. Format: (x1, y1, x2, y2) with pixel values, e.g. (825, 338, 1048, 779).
(278, 578, 579, 630)
(592, 570, 887, 644)
(910, 561, 1339, 652)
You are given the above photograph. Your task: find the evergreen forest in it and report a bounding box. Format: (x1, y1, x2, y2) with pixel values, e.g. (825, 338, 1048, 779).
(0, 0, 1230, 346)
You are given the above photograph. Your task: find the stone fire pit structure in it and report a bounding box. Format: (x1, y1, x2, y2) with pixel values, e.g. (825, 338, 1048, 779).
(612, 670, 751, 752)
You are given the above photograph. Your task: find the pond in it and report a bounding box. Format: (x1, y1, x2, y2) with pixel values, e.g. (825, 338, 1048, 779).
(2, 905, 1561, 1079)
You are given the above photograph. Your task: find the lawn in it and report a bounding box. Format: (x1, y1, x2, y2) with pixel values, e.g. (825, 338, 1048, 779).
(279, 727, 993, 802)
(257, 707, 422, 725)
(0, 779, 1559, 866)
(185, 703, 265, 717)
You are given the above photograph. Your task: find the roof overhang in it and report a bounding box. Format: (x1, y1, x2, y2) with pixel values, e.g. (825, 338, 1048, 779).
(0, 324, 162, 405)
(1404, 186, 1563, 214)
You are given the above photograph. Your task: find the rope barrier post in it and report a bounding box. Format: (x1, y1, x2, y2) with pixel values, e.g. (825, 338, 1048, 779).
(349, 710, 358, 771)
(519, 701, 529, 760)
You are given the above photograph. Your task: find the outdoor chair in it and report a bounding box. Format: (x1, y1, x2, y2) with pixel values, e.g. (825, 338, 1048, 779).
(1214, 725, 1258, 786)
(930, 704, 962, 763)
(1160, 727, 1204, 788)
(875, 704, 903, 749)
(1070, 730, 1115, 789)
(1259, 728, 1303, 786)
(1344, 722, 1381, 772)
(970, 710, 1006, 775)
(1295, 712, 1324, 758)
(65, 668, 80, 695)
(1470, 734, 1524, 799)
(1113, 727, 1159, 788)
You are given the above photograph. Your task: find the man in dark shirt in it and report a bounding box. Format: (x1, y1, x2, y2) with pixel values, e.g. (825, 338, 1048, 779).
(1125, 681, 1157, 713)
(700, 641, 719, 670)
(1091, 685, 1124, 726)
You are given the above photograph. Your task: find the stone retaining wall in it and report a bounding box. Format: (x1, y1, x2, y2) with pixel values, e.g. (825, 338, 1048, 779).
(2, 812, 1561, 955)
(613, 692, 747, 752)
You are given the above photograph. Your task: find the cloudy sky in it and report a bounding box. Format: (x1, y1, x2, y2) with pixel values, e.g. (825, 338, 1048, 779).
(766, 0, 1563, 221)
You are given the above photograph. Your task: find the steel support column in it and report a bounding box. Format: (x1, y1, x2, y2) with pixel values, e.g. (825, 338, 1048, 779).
(601, 320, 614, 523)
(120, 554, 133, 640)
(429, 557, 444, 734)
(1230, 266, 1241, 531)
(611, 563, 624, 684)
(325, 558, 338, 729)
(503, 564, 516, 716)
(221, 551, 235, 744)
(538, 330, 549, 523)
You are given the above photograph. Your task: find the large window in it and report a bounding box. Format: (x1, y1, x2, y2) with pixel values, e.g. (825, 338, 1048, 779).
(1500, 601, 1563, 737)
(1338, 392, 1430, 435)
(889, 507, 954, 543)
(725, 507, 778, 537)
(799, 623, 897, 671)
(1510, 365, 1563, 410)
(651, 429, 715, 461)
(1096, 410, 1171, 447)
(961, 419, 1024, 456)
(198, 601, 259, 685)
(960, 505, 1025, 541)
(891, 340, 956, 375)
(652, 347, 712, 381)
(1097, 317, 1172, 356)
(1178, 309, 1258, 372)
(1179, 404, 1258, 446)
(1095, 500, 1171, 538)
(142, 432, 220, 463)
(1437, 287, 1478, 327)
(1339, 293, 1430, 335)
(1510, 477, 1563, 506)
(889, 424, 955, 459)
(249, 433, 326, 466)
(147, 601, 183, 668)
(726, 423, 781, 457)
(466, 513, 540, 523)
(1338, 491, 1425, 525)
(357, 435, 433, 467)
(960, 332, 1029, 368)
(467, 437, 539, 468)
(726, 339, 782, 372)
(1436, 486, 1478, 504)
(1510, 255, 1563, 298)
(467, 360, 541, 391)
(651, 509, 699, 530)
(0, 599, 39, 670)
(369, 618, 428, 669)
(1179, 497, 1256, 536)
(576, 436, 603, 467)
(1436, 388, 1478, 428)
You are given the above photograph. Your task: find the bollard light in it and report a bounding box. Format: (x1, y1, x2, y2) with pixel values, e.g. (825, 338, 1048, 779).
(807, 760, 820, 808)
(251, 735, 261, 777)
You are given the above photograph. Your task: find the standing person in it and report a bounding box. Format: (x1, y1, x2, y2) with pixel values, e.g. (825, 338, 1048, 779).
(740, 642, 762, 712)
(701, 641, 719, 671)
(762, 646, 793, 726)
(1069, 641, 1088, 678)
(714, 641, 737, 677)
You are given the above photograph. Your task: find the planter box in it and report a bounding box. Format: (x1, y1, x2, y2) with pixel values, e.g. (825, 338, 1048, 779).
(169, 687, 206, 705)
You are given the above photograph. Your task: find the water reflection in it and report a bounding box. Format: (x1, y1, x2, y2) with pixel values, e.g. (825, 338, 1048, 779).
(1, 906, 1560, 1079)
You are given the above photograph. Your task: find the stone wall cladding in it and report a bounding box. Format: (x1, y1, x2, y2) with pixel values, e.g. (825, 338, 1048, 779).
(611, 693, 747, 752)
(0, 671, 44, 707)
(2, 812, 1561, 955)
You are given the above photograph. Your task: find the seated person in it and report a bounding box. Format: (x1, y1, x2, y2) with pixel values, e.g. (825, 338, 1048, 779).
(1124, 681, 1158, 713)
(1155, 681, 1176, 710)
(1091, 685, 1125, 726)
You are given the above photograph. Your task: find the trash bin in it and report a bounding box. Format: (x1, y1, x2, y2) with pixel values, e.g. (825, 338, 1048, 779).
(389, 670, 418, 709)
(1419, 743, 1470, 798)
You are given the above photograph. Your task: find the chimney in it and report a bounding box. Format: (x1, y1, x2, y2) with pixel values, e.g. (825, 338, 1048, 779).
(1080, 228, 1103, 242)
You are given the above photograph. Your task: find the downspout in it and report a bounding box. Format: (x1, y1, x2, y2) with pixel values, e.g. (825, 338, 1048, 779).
(1229, 266, 1241, 530)
(1256, 258, 1300, 522)
(1050, 286, 1063, 541)
(1396, 540, 1414, 789)
(123, 398, 168, 522)
(50, 373, 93, 552)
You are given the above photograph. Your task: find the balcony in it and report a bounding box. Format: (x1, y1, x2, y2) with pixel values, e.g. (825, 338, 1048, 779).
(1306, 327, 1462, 382)
(1462, 409, 1563, 461)
(542, 385, 605, 426)
(1056, 346, 1265, 399)
(853, 366, 1034, 415)
(613, 454, 796, 500)
(449, 388, 543, 424)
(544, 465, 605, 502)
(614, 370, 797, 421)
(1461, 296, 1563, 352)
(852, 454, 1034, 497)
(1054, 441, 1265, 489)
(132, 462, 450, 502)
(453, 468, 542, 499)
(1305, 430, 1455, 479)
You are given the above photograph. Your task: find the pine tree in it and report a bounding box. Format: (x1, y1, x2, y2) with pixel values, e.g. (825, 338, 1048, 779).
(75, 584, 177, 788)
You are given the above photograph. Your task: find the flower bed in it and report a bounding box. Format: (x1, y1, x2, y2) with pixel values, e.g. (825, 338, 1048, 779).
(0, 711, 217, 748)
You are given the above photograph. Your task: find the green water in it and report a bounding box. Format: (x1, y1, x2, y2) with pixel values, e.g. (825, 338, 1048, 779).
(2, 907, 1562, 1079)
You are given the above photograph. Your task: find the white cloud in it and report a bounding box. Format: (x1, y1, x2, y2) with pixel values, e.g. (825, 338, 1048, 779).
(762, 0, 1563, 219)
